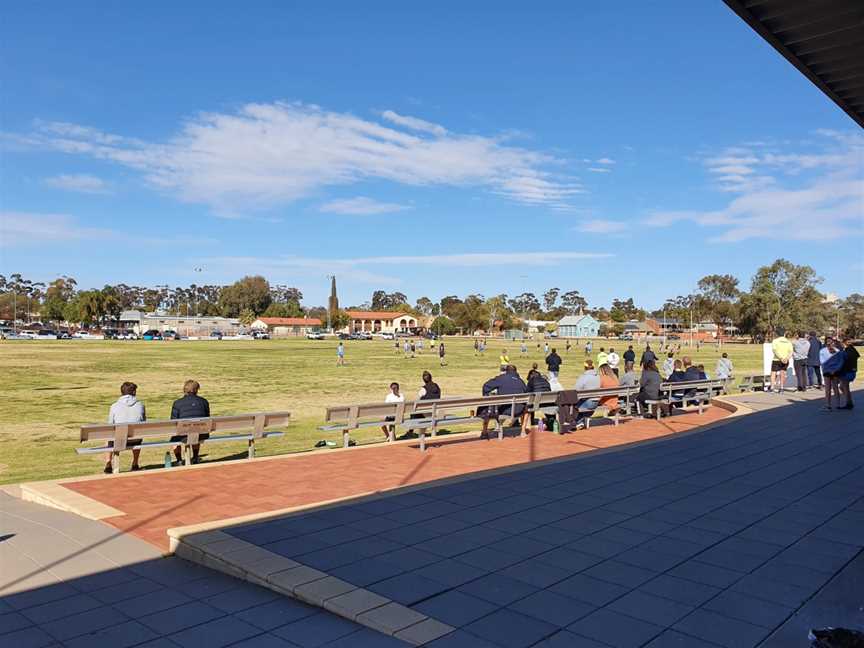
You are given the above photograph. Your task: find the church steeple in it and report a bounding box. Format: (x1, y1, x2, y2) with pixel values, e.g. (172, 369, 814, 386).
(328, 276, 339, 326)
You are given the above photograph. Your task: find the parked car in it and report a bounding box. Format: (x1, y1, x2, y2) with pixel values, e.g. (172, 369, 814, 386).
(337, 332, 352, 340)
(618, 333, 633, 340)
(305, 331, 325, 340)
(18, 330, 38, 339)
(141, 329, 163, 340)
(116, 331, 138, 340)
(252, 330, 271, 340)
(209, 330, 223, 340)
(350, 332, 372, 340)
(36, 330, 58, 340)
(668, 334, 681, 340)
(379, 332, 395, 340)
(162, 329, 181, 340)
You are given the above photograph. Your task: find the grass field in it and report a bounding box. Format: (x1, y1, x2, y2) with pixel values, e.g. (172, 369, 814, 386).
(0, 336, 768, 485)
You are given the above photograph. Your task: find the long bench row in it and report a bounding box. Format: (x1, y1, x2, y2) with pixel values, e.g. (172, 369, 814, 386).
(79, 379, 729, 471)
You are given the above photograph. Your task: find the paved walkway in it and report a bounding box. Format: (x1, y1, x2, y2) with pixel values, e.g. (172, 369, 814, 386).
(0, 491, 410, 647)
(61, 406, 729, 549)
(197, 391, 863, 647)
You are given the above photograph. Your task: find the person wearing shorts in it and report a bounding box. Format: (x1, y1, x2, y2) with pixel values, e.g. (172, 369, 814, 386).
(770, 327, 793, 393)
(838, 337, 859, 410)
(820, 338, 844, 410)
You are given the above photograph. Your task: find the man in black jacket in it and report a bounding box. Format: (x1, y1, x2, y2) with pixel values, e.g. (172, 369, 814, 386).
(807, 331, 823, 389)
(623, 345, 636, 365)
(171, 379, 211, 464)
(545, 348, 563, 380)
(479, 365, 526, 439)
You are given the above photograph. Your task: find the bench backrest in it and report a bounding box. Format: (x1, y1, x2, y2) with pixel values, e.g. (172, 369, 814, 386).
(80, 412, 291, 446)
(408, 393, 532, 416)
(658, 379, 716, 393)
(571, 385, 640, 401)
(325, 401, 410, 427)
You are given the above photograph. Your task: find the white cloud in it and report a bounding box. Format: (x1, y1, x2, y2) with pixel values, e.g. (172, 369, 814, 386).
(0, 211, 116, 246)
(595, 158, 615, 165)
(379, 110, 447, 136)
(44, 173, 111, 194)
(0, 211, 214, 247)
(575, 219, 626, 233)
(20, 102, 583, 212)
(646, 132, 864, 242)
(587, 167, 611, 173)
(319, 196, 411, 215)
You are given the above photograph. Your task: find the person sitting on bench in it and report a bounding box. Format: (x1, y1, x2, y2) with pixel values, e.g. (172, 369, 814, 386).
(526, 368, 555, 430)
(638, 360, 662, 416)
(106, 381, 145, 473)
(171, 380, 211, 464)
(479, 365, 526, 439)
(381, 382, 404, 440)
(619, 360, 638, 387)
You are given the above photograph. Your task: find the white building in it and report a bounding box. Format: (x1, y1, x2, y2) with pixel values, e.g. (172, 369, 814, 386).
(251, 317, 322, 337)
(343, 311, 418, 334)
(119, 311, 241, 336)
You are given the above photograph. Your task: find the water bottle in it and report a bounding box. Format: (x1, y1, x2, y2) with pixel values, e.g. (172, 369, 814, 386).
(538, 419, 545, 433)
(164, 452, 172, 469)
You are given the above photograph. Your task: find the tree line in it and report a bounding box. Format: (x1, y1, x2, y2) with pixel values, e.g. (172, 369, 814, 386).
(1, 259, 862, 339)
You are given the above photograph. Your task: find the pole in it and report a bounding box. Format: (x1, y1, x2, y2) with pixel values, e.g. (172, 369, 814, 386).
(13, 292, 17, 333)
(689, 308, 693, 348)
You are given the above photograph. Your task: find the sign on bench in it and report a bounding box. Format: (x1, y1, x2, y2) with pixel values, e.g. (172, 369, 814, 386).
(78, 412, 290, 473)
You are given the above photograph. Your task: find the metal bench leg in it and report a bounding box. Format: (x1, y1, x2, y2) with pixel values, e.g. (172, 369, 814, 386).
(111, 452, 120, 474)
(343, 429, 350, 449)
(497, 420, 504, 441)
(248, 439, 255, 459)
(420, 431, 426, 452)
(184, 445, 192, 466)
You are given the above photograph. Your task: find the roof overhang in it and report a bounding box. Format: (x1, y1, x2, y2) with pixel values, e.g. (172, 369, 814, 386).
(723, 0, 864, 129)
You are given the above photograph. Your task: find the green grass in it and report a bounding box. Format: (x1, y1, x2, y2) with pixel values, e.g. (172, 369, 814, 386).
(0, 336, 767, 485)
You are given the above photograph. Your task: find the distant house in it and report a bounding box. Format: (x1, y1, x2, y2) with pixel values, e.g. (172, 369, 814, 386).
(557, 314, 600, 338)
(623, 320, 656, 338)
(251, 317, 322, 338)
(342, 311, 418, 334)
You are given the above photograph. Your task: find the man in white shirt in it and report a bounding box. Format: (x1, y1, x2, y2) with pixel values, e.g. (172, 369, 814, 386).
(715, 353, 734, 380)
(606, 347, 620, 376)
(381, 382, 404, 440)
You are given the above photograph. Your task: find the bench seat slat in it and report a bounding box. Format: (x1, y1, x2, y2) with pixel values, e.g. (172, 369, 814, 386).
(77, 431, 285, 454)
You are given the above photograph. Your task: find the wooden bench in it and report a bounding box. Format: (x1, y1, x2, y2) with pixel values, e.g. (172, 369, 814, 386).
(642, 379, 718, 419)
(399, 393, 533, 451)
(737, 374, 768, 392)
(78, 412, 290, 473)
(569, 385, 641, 429)
(321, 401, 409, 448)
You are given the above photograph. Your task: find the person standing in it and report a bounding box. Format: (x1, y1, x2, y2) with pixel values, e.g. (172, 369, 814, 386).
(565, 340, 571, 353)
(105, 381, 145, 473)
(807, 331, 823, 390)
(545, 347, 563, 381)
(520, 341, 528, 355)
(596, 347, 608, 369)
(499, 349, 511, 371)
(820, 338, 845, 410)
(770, 328, 794, 393)
(170, 380, 210, 464)
(838, 337, 858, 410)
(439, 342, 447, 366)
(585, 340, 593, 356)
(792, 332, 810, 392)
(662, 351, 676, 379)
(474, 339, 479, 356)
(623, 345, 636, 366)
(715, 353, 734, 380)
(606, 347, 620, 376)
(640, 344, 657, 369)
(544, 342, 550, 355)
(336, 341, 346, 366)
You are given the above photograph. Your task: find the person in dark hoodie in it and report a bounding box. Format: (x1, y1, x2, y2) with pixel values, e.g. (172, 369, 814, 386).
(525, 368, 555, 431)
(545, 348, 563, 380)
(640, 344, 657, 368)
(106, 381, 145, 473)
(807, 331, 823, 390)
(171, 379, 211, 464)
(479, 365, 526, 439)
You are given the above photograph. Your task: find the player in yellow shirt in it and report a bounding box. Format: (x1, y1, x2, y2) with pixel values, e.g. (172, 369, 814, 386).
(770, 327, 794, 393)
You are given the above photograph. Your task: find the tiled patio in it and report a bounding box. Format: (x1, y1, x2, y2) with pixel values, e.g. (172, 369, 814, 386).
(188, 392, 863, 647)
(60, 405, 730, 549)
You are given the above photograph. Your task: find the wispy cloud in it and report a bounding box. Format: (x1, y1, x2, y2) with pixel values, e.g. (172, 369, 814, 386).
(15, 102, 584, 212)
(595, 158, 615, 165)
(0, 211, 115, 246)
(575, 219, 626, 233)
(379, 110, 446, 136)
(645, 131, 864, 242)
(319, 196, 411, 215)
(44, 173, 111, 194)
(197, 251, 613, 286)
(0, 211, 216, 247)
(587, 167, 611, 173)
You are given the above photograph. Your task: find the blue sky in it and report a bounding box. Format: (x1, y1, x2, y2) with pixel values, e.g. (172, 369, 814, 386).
(2, 1, 862, 309)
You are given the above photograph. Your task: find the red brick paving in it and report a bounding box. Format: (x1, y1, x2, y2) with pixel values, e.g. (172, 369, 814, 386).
(65, 407, 729, 549)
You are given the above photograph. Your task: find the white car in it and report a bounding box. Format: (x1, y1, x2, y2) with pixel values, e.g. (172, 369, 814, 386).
(18, 330, 38, 339)
(306, 331, 325, 340)
(36, 330, 58, 340)
(379, 332, 395, 340)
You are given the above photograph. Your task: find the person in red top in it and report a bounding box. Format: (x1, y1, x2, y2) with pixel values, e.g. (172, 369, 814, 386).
(598, 364, 619, 410)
